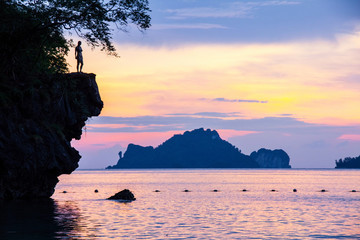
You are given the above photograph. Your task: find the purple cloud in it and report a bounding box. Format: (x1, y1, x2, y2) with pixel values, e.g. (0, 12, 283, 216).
(212, 97, 268, 103)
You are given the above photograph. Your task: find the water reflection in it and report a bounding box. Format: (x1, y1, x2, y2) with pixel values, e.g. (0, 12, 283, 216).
(2, 170, 359, 239)
(0, 199, 81, 240)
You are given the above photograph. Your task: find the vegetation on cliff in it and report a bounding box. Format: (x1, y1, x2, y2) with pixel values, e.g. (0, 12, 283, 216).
(335, 155, 360, 168)
(1, 0, 151, 79)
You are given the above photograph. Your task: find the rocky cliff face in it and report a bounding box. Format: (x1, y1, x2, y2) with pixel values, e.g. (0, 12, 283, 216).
(0, 73, 103, 199)
(250, 148, 291, 168)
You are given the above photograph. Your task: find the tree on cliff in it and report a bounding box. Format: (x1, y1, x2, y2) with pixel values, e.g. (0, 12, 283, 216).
(0, 0, 151, 80)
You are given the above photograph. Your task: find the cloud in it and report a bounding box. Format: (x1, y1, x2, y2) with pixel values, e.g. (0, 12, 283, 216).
(207, 97, 268, 104)
(165, 1, 301, 19)
(82, 28, 360, 125)
(335, 74, 360, 85)
(166, 112, 243, 118)
(166, 6, 250, 19)
(85, 115, 347, 134)
(338, 134, 360, 141)
(246, 1, 301, 7)
(151, 23, 228, 30)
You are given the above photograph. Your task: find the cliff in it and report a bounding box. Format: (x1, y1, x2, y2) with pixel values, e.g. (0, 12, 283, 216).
(335, 155, 360, 168)
(0, 73, 103, 199)
(107, 128, 291, 169)
(250, 148, 291, 168)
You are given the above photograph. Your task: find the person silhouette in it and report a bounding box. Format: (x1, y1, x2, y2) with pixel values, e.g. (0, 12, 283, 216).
(75, 41, 83, 72)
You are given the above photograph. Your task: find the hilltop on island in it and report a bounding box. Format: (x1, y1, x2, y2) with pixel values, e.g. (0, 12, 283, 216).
(107, 128, 291, 169)
(335, 155, 360, 168)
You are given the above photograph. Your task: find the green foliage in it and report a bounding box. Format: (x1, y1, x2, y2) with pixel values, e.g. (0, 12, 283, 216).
(1, 1, 70, 81)
(0, 0, 151, 108)
(1, 0, 151, 82)
(335, 156, 360, 168)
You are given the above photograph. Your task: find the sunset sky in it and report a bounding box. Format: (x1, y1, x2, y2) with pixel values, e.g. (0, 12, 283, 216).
(68, 0, 360, 169)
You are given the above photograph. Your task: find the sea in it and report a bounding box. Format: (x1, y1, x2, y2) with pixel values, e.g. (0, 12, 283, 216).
(1, 169, 359, 239)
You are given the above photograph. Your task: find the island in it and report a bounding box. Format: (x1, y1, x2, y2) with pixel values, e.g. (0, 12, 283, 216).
(106, 128, 291, 169)
(335, 155, 360, 168)
(250, 148, 291, 168)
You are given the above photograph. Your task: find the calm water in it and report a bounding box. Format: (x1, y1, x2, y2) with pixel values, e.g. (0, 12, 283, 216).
(1, 169, 360, 239)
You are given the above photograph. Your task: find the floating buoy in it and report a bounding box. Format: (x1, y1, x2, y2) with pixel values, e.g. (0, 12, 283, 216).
(94, 189, 99, 193)
(242, 189, 247, 192)
(351, 190, 357, 192)
(321, 189, 326, 192)
(183, 189, 190, 192)
(154, 190, 160, 192)
(212, 189, 219, 192)
(271, 189, 276, 192)
(293, 189, 297, 192)
(62, 191, 67, 193)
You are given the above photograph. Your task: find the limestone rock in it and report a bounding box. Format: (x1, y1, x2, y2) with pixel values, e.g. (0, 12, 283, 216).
(250, 148, 291, 168)
(0, 73, 103, 199)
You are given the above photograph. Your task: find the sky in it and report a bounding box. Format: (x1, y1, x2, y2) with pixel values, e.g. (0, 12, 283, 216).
(67, 0, 360, 169)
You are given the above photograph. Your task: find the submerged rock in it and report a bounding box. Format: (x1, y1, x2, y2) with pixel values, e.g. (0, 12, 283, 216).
(107, 189, 136, 201)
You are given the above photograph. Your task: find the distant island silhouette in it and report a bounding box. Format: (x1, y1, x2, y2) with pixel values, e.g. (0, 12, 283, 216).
(107, 128, 291, 169)
(335, 155, 360, 168)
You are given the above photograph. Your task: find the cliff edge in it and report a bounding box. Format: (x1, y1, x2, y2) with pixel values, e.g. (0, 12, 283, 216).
(0, 73, 103, 199)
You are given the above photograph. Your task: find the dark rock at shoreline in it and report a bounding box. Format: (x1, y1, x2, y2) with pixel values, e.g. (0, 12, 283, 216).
(250, 148, 291, 168)
(0, 73, 103, 199)
(107, 189, 136, 201)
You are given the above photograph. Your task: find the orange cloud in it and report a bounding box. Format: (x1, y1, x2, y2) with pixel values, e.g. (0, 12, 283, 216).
(338, 134, 360, 141)
(67, 28, 360, 126)
(72, 131, 184, 150)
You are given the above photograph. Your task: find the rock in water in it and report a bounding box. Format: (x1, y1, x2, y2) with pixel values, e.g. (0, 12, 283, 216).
(250, 148, 291, 168)
(0, 73, 103, 199)
(107, 189, 136, 201)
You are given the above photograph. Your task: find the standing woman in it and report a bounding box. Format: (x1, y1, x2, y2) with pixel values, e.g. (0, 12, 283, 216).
(75, 41, 83, 72)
